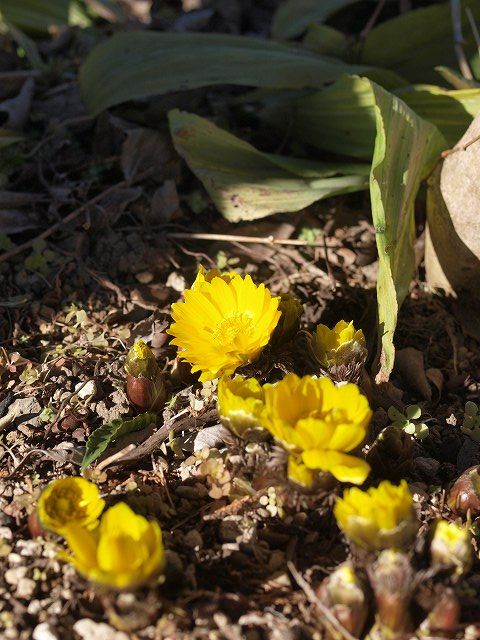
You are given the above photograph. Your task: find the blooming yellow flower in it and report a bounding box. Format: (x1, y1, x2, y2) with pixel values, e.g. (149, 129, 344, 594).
(168, 268, 281, 381)
(217, 375, 266, 440)
(334, 480, 419, 551)
(309, 320, 367, 369)
(430, 520, 472, 575)
(60, 502, 165, 590)
(260, 373, 372, 486)
(37, 477, 105, 535)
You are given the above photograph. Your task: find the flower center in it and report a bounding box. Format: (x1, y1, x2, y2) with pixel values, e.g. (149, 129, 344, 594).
(47, 487, 85, 521)
(212, 313, 255, 348)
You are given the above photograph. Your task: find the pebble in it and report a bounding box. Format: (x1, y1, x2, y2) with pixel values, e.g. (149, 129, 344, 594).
(73, 619, 130, 640)
(33, 623, 59, 640)
(75, 380, 96, 400)
(5, 566, 27, 584)
(16, 577, 36, 599)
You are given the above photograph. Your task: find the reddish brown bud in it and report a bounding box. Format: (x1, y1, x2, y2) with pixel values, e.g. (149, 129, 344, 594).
(125, 341, 166, 413)
(448, 465, 480, 517)
(418, 588, 460, 638)
(28, 509, 46, 539)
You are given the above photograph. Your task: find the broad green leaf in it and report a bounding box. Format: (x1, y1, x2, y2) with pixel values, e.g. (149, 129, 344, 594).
(359, 2, 480, 84)
(81, 412, 157, 469)
(0, 0, 68, 33)
(168, 109, 369, 222)
(261, 75, 480, 157)
(302, 23, 348, 58)
(79, 31, 402, 115)
(368, 81, 446, 382)
(396, 85, 480, 146)
(272, 0, 363, 40)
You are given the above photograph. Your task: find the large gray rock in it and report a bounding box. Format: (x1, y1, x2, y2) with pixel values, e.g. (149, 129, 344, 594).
(426, 113, 480, 294)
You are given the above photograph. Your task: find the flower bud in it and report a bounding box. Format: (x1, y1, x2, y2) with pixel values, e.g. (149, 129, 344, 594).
(317, 563, 369, 639)
(418, 588, 460, 638)
(447, 465, 480, 517)
(366, 425, 414, 481)
(430, 520, 472, 576)
(125, 340, 166, 413)
(368, 550, 414, 636)
(217, 375, 267, 441)
(269, 293, 303, 346)
(306, 320, 367, 383)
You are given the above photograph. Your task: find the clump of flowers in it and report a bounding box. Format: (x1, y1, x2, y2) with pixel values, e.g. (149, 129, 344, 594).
(124, 339, 166, 412)
(60, 502, 165, 590)
(334, 480, 418, 551)
(430, 520, 472, 575)
(37, 477, 105, 535)
(217, 375, 266, 440)
(304, 320, 367, 382)
(168, 267, 281, 381)
(388, 405, 429, 440)
(260, 373, 372, 487)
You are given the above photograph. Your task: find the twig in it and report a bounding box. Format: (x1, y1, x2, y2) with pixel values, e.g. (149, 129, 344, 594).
(167, 231, 331, 248)
(96, 444, 137, 471)
(441, 133, 480, 157)
(360, 0, 386, 40)
(287, 561, 358, 640)
(451, 0, 474, 80)
(466, 7, 480, 54)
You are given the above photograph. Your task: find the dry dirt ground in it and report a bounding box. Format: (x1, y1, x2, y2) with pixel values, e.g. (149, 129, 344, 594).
(2, 1, 480, 639)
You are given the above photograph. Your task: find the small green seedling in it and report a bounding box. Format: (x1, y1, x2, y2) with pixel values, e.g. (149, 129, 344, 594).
(388, 405, 429, 440)
(461, 401, 480, 442)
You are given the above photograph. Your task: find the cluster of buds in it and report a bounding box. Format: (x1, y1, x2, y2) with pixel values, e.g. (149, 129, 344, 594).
(125, 340, 166, 413)
(300, 320, 368, 383)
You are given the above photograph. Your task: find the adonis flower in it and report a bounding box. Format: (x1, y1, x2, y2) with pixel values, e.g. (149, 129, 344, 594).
(60, 502, 165, 590)
(217, 375, 266, 440)
(37, 477, 105, 535)
(168, 267, 281, 381)
(430, 520, 472, 575)
(334, 480, 419, 551)
(305, 320, 367, 382)
(260, 373, 372, 487)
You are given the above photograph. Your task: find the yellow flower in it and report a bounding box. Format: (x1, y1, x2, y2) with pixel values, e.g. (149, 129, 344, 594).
(217, 375, 266, 440)
(430, 520, 472, 575)
(37, 477, 105, 535)
(60, 502, 165, 590)
(260, 373, 372, 486)
(334, 480, 419, 551)
(309, 320, 367, 369)
(168, 268, 281, 381)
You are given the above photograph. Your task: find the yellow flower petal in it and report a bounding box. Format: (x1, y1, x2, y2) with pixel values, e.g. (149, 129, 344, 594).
(302, 450, 371, 484)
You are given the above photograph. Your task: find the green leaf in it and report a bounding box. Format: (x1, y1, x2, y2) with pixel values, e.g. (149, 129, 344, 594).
(396, 84, 480, 146)
(79, 31, 402, 115)
(272, 0, 364, 40)
(368, 81, 446, 382)
(359, 2, 480, 84)
(435, 66, 480, 89)
(0, 0, 69, 33)
(81, 412, 157, 470)
(302, 23, 348, 58)
(168, 109, 369, 222)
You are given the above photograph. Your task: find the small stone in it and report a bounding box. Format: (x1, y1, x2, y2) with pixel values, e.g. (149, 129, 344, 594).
(75, 380, 96, 400)
(5, 566, 27, 585)
(33, 622, 59, 640)
(73, 619, 130, 640)
(166, 271, 186, 292)
(183, 529, 203, 549)
(16, 577, 36, 599)
(135, 271, 154, 284)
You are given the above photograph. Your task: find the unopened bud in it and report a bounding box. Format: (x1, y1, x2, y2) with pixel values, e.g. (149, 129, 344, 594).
(447, 465, 480, 517)
(430, 520, 472, 576)
(418, 588, 460, 638)
(125, 340, 166, 412)
(367, 550, 414, 636)
(270, 293, 303, 346)
(317, 563, 369, 639)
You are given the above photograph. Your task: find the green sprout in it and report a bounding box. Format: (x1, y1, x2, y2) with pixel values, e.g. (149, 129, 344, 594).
(461, 401, 480, 442)
(388, 405, 429, 440)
